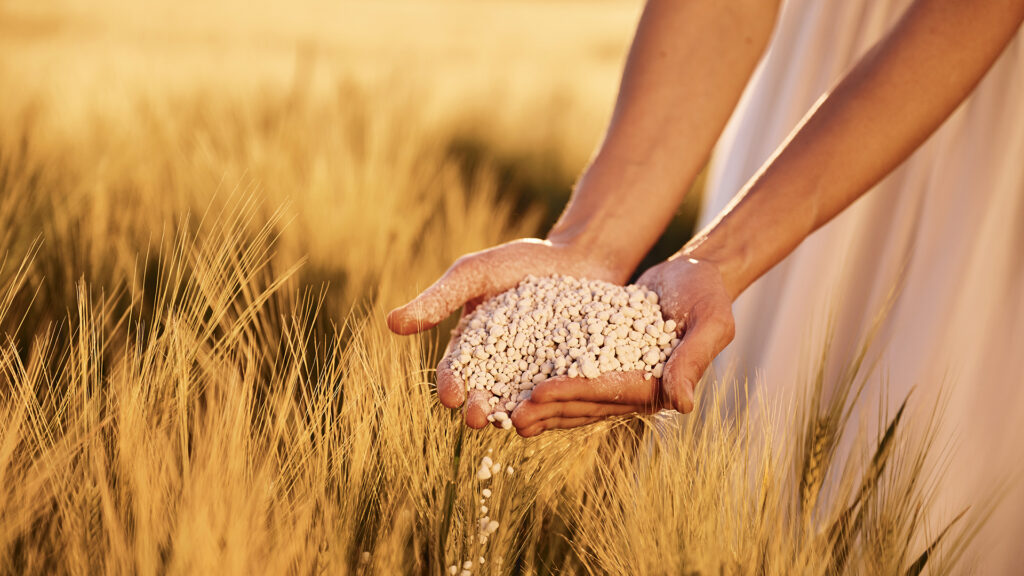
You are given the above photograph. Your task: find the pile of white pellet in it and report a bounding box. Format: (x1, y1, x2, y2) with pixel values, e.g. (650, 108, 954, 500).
(449, 275, 680, 427)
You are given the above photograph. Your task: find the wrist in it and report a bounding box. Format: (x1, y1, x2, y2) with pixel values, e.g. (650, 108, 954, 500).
(677, 231, 752, 301)
(544, 177, 647, 282)
(547, 156, 680, 282)
(545, 226, 635, 284)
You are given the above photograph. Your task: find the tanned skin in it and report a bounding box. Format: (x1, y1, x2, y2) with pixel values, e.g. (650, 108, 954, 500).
(388, 0, 1024, 437)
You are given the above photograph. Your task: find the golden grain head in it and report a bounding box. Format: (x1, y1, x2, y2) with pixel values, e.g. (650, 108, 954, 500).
(0, 2, 992, 574)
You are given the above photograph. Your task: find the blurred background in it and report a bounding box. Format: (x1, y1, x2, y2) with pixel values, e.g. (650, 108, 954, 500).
(1, 4, 998, 574)
(0, 0, 702, 314)
(0, 4, 714, 572)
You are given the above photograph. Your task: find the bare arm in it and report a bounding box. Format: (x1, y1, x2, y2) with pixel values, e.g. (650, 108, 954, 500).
(387, 0, 779, 428)
(549, 0, 780, 275)
(686, 0, 1024, 298)
(388, 0, 778, 334)
(515, 0, 1024, 433)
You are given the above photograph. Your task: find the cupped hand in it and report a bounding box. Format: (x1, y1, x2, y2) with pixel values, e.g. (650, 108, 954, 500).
(510, 257, 735, 437)
(386, 238, 626, 428)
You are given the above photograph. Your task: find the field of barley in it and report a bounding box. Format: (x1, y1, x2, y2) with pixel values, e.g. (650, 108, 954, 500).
(0, 1, 993, 574)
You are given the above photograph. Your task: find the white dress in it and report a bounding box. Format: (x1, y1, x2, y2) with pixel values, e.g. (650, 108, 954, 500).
(701, 1, 1024, 571)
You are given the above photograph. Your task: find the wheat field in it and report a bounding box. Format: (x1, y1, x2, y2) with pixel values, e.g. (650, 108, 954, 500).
(0, 1, 994, 574)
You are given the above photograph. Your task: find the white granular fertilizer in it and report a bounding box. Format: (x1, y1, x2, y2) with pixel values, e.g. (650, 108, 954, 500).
(449, 453, 511, 572)
(449, 275, 680, 424)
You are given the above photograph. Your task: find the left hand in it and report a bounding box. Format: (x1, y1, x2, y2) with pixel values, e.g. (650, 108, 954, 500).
(386, 238, 628, 428)
(510, 256, 735, 437)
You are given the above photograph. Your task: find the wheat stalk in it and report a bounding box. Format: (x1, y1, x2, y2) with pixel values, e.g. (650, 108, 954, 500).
(0, 75, 998, 575)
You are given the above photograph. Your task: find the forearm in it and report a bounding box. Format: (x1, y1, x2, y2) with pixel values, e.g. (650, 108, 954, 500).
(684, 0, 1024, 298)
(548, 0, 780, 277)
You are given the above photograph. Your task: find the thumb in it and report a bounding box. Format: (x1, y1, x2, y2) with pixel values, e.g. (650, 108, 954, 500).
(661, 311, 734, 413)
(387, 257, 482, 335)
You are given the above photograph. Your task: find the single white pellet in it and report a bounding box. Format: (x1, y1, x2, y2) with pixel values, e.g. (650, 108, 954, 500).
(579, 358, 600, 379)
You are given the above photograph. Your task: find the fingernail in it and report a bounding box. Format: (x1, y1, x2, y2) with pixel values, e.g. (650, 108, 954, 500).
(669, 378, 694, 413)
(385, 308, 401, 332)
(678, 379, 695, 413)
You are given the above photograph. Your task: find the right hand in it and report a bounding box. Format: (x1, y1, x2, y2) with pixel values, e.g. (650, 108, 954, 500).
(386, 238, 627, 428)
(508, 256, 736, 436)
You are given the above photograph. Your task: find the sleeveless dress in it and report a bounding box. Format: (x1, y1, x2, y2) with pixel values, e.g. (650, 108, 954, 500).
(700, 1, 1024, 571)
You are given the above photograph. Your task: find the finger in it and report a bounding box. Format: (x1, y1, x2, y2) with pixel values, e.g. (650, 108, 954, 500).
(529, 371, 664, 406)
(462, 296, 484, 318)
(464, 389, 492, 429)
(435, 300, 479, 409)
(543, 416, 604, 432)
(510, 399, 639, 431)
(662, 310, 734, 414)
(518, 417, 602, 438)
(445, 298, 483, 356)
(387, 258, 482, 335)
(436, 355, 466, 409)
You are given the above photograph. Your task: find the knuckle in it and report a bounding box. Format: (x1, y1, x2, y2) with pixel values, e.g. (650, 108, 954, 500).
(510, 413, 526, 428)
(450, 254, 475, 274)
(522, 424, 544, 438)
(674, 397, 694, 414)
(529, 386, 552, 403)
(703, 306, 735, 343)
(685, 361, 709, 383)
(510, 406, 533, 427)
(717, 311, 736, 342)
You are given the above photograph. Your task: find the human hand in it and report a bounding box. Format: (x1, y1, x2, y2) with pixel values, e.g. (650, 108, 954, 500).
(386, 238, 627, 428)
(509, 257, 735, 437)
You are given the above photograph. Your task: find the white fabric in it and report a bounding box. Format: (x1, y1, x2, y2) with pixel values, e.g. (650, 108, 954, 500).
(701, 1, 1024, 571)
